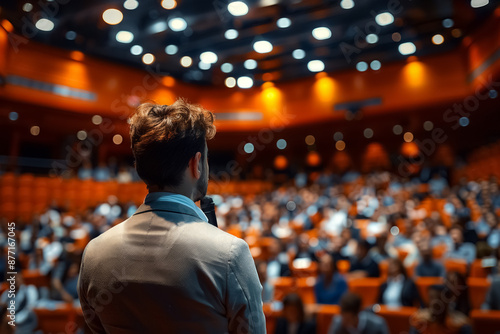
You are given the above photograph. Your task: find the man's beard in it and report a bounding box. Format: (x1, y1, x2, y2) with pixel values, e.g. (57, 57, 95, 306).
(194, 167, 208, 202)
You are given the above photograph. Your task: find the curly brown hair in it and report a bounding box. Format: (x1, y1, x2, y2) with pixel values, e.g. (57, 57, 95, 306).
(129, 99, 216, 188)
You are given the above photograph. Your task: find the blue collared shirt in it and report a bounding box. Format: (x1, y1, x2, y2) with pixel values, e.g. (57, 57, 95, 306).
(145, 192, 208, 223)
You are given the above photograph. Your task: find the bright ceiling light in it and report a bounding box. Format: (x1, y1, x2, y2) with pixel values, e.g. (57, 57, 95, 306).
(244, 59, 257, 70)
(180, 56, 192, 67)
(366, 34, 378, 44)
(225, 77, 236, 88)
(221, 63, 233, 73)
(225, 29, 238, 40)
(356, 61, 368, 72)
(277, 17, 291, 28)
(116, 31, 134, 43)
(102, 9, 123, 25)
(168, 17, 187, 32)
(161, 0, 177, 9)
(35, 18, 54, 31)
(307, 60, 325, 72)
(253, 40, 273, 53)
(123, 0, 139, 10)
(277, 139, 287, 150)
(142, 53, 155, 65)
(398, 42, 416, 55)
(228, 1, 249, 16)
(312, 27, 332, 40)
(200, 51, 218, 64)
(292, 49, 305, 59)
(370, 60, 381, 70)
(165, 44, 178, 55)
(432, 34, 444, 45)
(130, 45, 143, 55)
(375, 12, 394, 26)
(471, 0, 489, 8)
(340, 0, 355, 9)
(23, 3, 33, 12)
(198, 61, 210, 70)
(237, 76, 253, 89)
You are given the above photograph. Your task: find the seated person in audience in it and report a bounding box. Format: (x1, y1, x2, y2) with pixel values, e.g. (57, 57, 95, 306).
(255, 260, 274, 303)
(51, 251, 81, 303)
(415, 242, 446, 277)
(369, 231, 398, 264)
(482, 260, 500, 310)
(267, 238, 291, 280)
(274, 293, 316, 334)
(410, 285, 472, 334)
(293, 233, 318, 262)
(328, 292, 389, 334)
(445, 225, 476, 264)
(348, 240, 380, 278)
(445, 271, 470, 316)
(314, 253, 348, 305)
(377, 258, 421, 307)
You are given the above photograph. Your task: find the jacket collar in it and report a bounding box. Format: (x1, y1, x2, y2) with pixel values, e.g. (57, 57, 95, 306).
(134, 192, 208, 222)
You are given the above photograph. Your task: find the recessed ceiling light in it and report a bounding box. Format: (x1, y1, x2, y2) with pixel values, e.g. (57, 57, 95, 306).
(102, 9, 123, 25)
(253, 40, 273, 53)
(116, 31, 134, 43)
(244, 59, 257, 70)
(168, 18, 187, 32)
(142, 53, 155, 65)
(307, 60, 325, 72)
(200, 51, 217, 64)
(340, 0, 355, 9)
(398, 42, 416, 55)
(471, 0, 489, 8)
(123, 0, 139, 10)
(432, 34, 444, 45)
(292, 49, 305, 59)
(227, 1, 249, 16)
(130, 45, 143, 55)
(35, 18, 54, 31)
(225, 77, 236, 88)
(65, 31, 77, 40)
(366, 34, 378, 44)
(277, 139, 287, 150)
(221, 63, 233, 73)
(356, 61, 368, 72)
(277, 17, 291, 28)
(237, 76, 253, 89)
(375, 12, 394, 26)
(161, 0, 177, 9)
(165, 44, 178, 55)
(180, 56, 192, 67)
(312, 27, 332, 40)
(22, 3, 33, 12)
(224, 29, 238, 40)
(370, 60, 381, 70)
(113, 134, 123, 145)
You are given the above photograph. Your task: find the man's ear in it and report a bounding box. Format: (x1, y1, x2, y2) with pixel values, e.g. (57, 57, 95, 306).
(189, 152, 202, 180)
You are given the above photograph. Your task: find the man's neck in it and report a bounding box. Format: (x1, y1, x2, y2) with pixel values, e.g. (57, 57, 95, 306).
(148, 184, 195, 202)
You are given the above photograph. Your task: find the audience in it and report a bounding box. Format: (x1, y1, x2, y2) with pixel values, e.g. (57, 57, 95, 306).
(415, 242, 446, 277)
(445, 225, 476, 264)
(314, 253, 348, 305)
(482, 261, 500, 310)
(328, 292, 389, 334)
(377, 258, 421, 307)
(274, 293, 316, 334)
(348, 240, 380, 278)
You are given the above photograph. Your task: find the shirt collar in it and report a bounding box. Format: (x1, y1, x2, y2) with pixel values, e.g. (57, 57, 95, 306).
(144, 192, 208, 223)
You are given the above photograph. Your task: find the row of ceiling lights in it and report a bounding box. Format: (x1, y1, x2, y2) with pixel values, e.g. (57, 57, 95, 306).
(23, 0, 490, 89)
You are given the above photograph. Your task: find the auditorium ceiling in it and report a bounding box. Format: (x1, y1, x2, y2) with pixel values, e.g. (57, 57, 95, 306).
(0, 0, 498, 87)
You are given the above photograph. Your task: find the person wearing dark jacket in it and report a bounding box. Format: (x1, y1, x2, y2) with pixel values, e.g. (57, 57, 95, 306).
(378, 258, 422, 307)
(349, 240, 380, 278)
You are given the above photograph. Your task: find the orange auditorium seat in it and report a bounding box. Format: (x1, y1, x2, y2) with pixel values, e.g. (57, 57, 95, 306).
(347, 278, 381, 308)
(379, 260, 389, 281)
(22, 269, 51, 288)
(375, 305, 418, 334)
(432, 244, 447, 259)
(470, 259, 491, 278)
(316, 304, 340, 334)
(468, 277, 491, 310)
(471, 310, 500, 334)
(443, 259, 468, 276)
(415, 277, 444, 305)
(34, 305, 79, 334)
(337, 260, 350, 274)
(273, 277, 295, 301)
